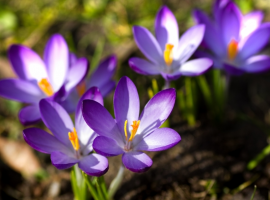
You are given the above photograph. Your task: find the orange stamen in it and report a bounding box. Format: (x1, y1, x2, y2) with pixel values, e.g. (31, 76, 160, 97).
(38, 78, 54, 96)
(227, 39, 238, 60)
(124, 120, 140, 142)
(164, 43, 174, 66)
(76, 81, 86, 97)
(68, 128, 80, 151)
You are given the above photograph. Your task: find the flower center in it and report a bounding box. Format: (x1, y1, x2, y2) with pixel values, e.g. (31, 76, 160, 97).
(124, 120, 140, 151)
(76, 81, 86, 97)
(227, 39, 238, 61)
(164, 43, 174, 66)
(68, 127, 80, 151)
(38, 78, 54, 96)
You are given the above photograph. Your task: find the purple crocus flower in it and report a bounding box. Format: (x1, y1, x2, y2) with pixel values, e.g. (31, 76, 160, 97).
(194, 0, 270, 75)
(0, 34, 88, 125)
(129, 6, 212, 81)
(62, 54, 117, 113)
(23, 87, 108, 176)
(82, 76, 181, 173)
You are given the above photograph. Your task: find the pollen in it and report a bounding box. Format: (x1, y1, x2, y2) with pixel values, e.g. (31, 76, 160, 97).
(76, 81, 86, 97)
(68, 128, 80, 151)
(227, 39, 238, 60)
(38, 78, 54, 96)
(124, 120, 140, 142)
(164, 43, 174, 66)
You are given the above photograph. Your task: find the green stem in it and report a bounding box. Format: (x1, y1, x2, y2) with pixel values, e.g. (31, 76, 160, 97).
(185, 77, 196, 126)
(108, 165, 125, 200)
(95, 177, 106, 200)
(84, 174, 100, 200)
(247, 143, 270, 170)
(99, 176, 108, 199)
(177, 89, 186, 120)
(196, 75, 212, 108)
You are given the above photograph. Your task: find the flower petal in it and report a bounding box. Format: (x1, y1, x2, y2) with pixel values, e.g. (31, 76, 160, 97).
(224, 63, 244, 75)
(8, 45, 48, 81)
(193, 9, 225, 57)
(178, 58, 212, 76)
(176, 25, 205, 63)
(242, 55, 270, 73)
(88, 55, 117, 89)
(122, 151, 152, 173)
(133, 26, 163, 64)
(65, 58, 89, 93)
(82, 100, 124, 145)
(238, 23, 270, 60)
(19, 104, 41, 125)
(44, 34, 69, 92)
(78, 154, 109, 176)
(240, 11, 263, 40)
(39, 99, 74, 149)
(220, 2, 241, 44)
(23, 127, 70, 154)
(135, 128, 181, 151)
(129, 57, 160, 75)
(0, 79, 43, 103)
(93, 136, 124, 157)
(99, 80, 115, 97)
(155, 6, 179, 50)
(51, 151, 78, 170)
(114, 76, 140, 138)
(135, 88, 176, 145)
(75, 87, 103, 155)
(195, 50, 223, 69)
(213, 0, 230, 21)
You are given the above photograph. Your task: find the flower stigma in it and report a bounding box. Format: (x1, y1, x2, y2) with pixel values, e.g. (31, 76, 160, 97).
(68, 127, 80, 151)
(76, 81, 86, 97)
(38, 78, 54, 96)
(227, 39, 238, 61)
(164, 43, 174, 66)
(124, 120, 140, 151)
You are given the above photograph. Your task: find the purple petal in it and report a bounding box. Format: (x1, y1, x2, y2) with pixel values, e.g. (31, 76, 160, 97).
(193, 9, 226, 57)
(240, 11, 263, 40)
(99, 80, 115, 97)
(160, 72, 181, 81)
(65, 58, 89, 93)
(0, 79, 43, 103)
(23, 127, 71, 154)
(135, 128, 181, 151)
(75, 87, 103, 155)
(213, 0, 230, 21)
(178, 58, 212, 76)
(44, 34, 69, 92)
(122, 151, 152, 173)
(176, 25, 205, 63)
(195, 50, 223, 69)
(8, 45, 48, 81)
(19, 104, 41, 126)
(114, 76, 140, 138)
(221, 2, 241, 44)
(82, 100, 124, 145)
(134, 88, 176, 145)
(78, 154, 109, 176)
(133, 26, 163, 64)
(155, 6, 179, 50)
(238, 23, 270, 60)
(129, 57, 160, 75)
(88, 55, 117, 89)
(224, 63, 244, 75)
(242, 55, 270, 73)
(93, 136, 124, 157)
(69, 53, 78, 66)
(39, 99, 74, 149)
(51, 151, 78, 170)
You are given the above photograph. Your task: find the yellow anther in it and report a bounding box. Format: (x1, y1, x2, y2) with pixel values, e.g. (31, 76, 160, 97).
(68, 128, 80, 151)
(124, 120, 128, 141)
(124, 120, 140, 142)
(227, 39, 238, 60)
(164, 43, 174, 66)
(38, 78, 54, 96)
(76, 81, 86, 97)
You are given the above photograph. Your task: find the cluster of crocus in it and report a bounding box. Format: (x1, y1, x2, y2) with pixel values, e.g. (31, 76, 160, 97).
(194, 0, 270, 75)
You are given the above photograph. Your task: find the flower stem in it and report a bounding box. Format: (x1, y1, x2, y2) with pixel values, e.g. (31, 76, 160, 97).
(196, 75, 212, 108)
(164, 80, 170, 89)
(84, 173, 100, 200)
(185, 77, 196, 126)
(108, 164, 125, 200)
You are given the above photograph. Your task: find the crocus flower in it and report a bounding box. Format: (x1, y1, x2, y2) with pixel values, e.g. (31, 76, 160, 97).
(23, 87, 108, 176)
(129, 6, 212, 81)
(82, 76, 181, 172)
(194, 0, 270, 75)
(0, 34, 88, 125)
(62, 54, 117, 113)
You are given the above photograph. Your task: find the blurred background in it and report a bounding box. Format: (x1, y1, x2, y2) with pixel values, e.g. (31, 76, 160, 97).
(1, 0, 270, 199)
